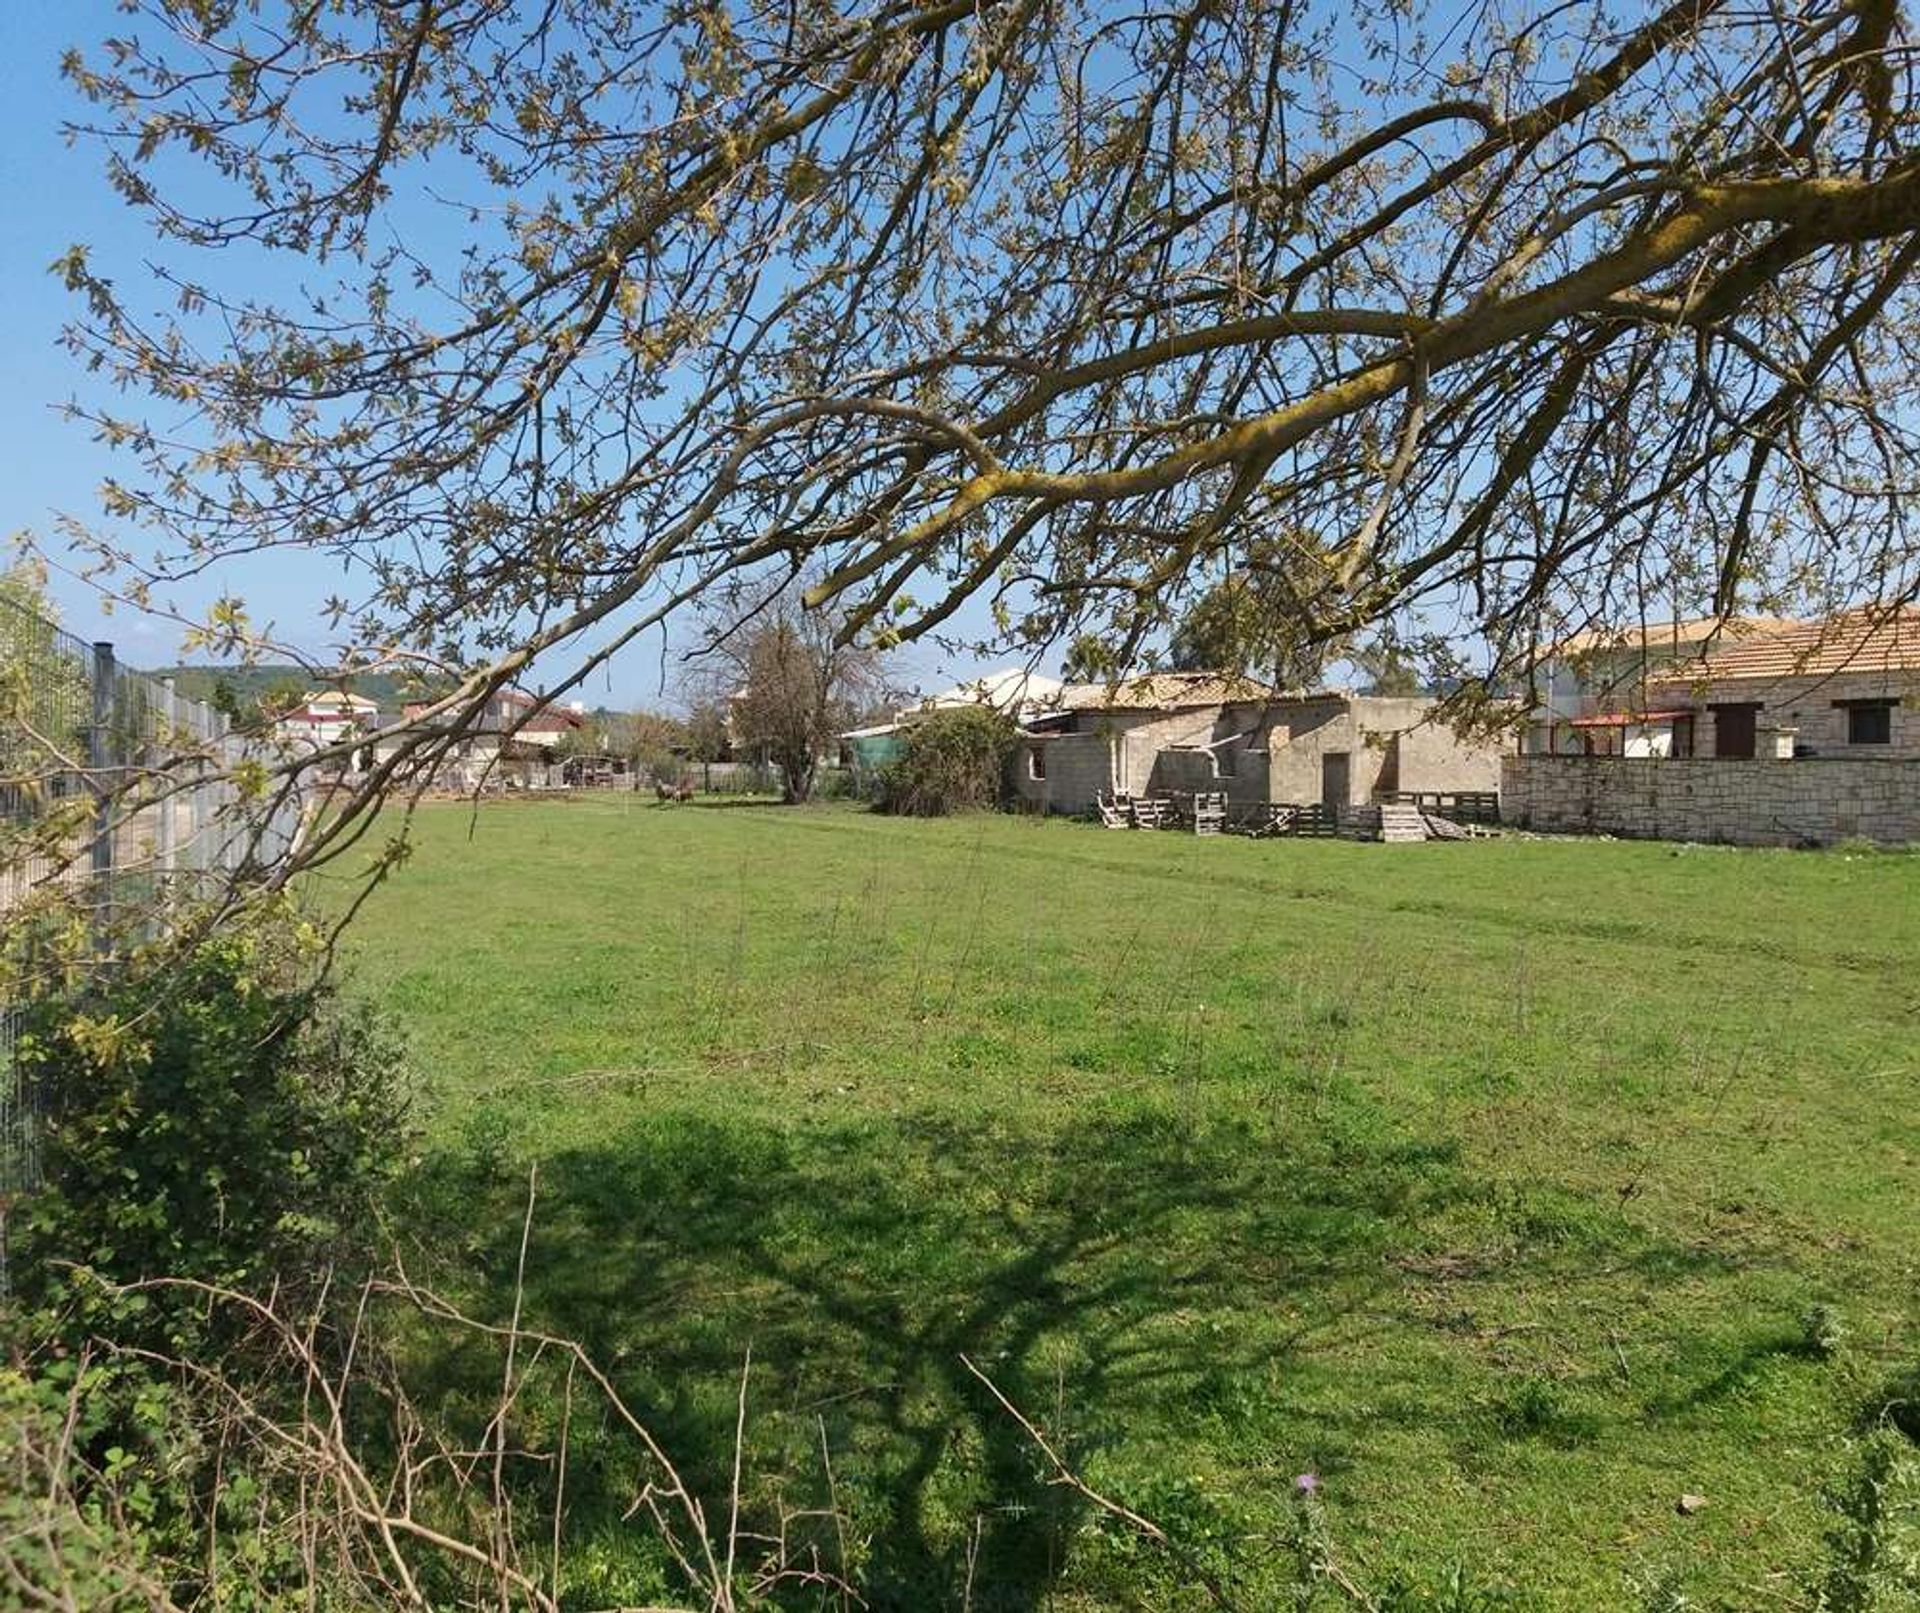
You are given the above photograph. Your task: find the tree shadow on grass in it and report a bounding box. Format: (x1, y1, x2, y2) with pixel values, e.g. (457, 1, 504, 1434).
(395, 1099, 1761, 1610)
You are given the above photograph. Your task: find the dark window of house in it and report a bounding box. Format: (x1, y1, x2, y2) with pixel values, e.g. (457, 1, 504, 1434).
(1841, 700, 1894, 745)
(1213, 745, 1235, 779)
(1710, 703, 1758, 758)
(1671, 715, 1695, 757)
(1028, 744, 1046, 780)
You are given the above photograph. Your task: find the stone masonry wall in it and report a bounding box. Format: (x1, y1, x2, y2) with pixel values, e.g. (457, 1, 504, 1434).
(1010, 731, 1114, 814)
(1259, 696, 1510, 805)
(1110, 711, 1219, 795)
(1501, 755, 1920, 846)
(1666, 671, 1920, 759)
(1392, 708, 1509, 793)
(1146, 745, 1272, 807)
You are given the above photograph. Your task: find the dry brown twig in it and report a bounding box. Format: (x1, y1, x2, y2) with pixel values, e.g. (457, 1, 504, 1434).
(959, 1351, 1243, 1611)
(4, 1203, 861, 1613)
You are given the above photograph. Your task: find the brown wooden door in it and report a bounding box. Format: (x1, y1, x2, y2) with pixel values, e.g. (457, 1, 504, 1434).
(1711, 703, 1757, 758)
(1321, 751, 1350, 813)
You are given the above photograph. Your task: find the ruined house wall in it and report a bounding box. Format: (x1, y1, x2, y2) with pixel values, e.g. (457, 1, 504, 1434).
(1145, 745, 1272, 807)
(1008, 732, 1114, 813)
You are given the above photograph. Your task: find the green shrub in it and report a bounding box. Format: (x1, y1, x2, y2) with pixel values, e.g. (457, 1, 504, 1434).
(875, 706, 1020, 816)
(9, 916, 411, 1334)
(1814, 1431, 1920, 1610)
(0, 913, 412, 1606)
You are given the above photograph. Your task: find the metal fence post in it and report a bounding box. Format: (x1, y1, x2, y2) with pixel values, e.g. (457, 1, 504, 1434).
(89, 643, 116, 914)
(216, 707, 238, 873)
(157, 677, 178, 885)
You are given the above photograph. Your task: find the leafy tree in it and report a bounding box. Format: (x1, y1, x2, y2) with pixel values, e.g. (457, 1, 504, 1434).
(706, 593, 887, 803)
(1167, 573, 1340, 688)
(609, 708, 689, 773)
(207, 675, 246, 725)
(876, 707, 1020, 816)
(1351, 639, 1427, 697)
(681, 699, 734, 766)
(561, 707, 688, 776)
(260, 677, 307, 721)
(42, 0, 1920, 868)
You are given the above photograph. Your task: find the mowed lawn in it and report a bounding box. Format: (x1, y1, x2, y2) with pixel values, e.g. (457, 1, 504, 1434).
(336, 797, 1920, 1610)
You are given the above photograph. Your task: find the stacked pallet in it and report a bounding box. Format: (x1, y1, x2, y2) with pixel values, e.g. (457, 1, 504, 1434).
(1377, 802, 1430, 842)
(1340, 802, 1449, 842)
(1339, 803, 1381, 840)
(1292, 802, 1337, 837)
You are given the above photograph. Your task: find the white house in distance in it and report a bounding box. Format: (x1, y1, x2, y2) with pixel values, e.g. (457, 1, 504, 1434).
(908, 667, 1064, 721)
(276, 684, 587, 786)
(398, 688, 586, 788)
(274, 690, 379, 761)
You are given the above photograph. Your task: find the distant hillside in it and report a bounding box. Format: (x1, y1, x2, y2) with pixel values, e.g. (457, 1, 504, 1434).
(152, 665, 453, 713)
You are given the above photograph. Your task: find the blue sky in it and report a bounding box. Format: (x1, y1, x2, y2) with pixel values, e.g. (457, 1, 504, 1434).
(1, 5, 1466, 706)
(0, 6, 172, 655)
(2, 6, 364, 673)
(0, 3, 995, 703)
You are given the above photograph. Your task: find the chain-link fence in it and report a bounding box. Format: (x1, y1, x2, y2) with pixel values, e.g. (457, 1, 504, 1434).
(0, 593, 307, 1220)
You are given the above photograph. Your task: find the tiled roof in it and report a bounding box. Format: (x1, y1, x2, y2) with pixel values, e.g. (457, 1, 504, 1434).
(1551, 614, 1798, 658)
(399, 690, 584, 731)
(1052, 672, 1277, 712)
(1653, 607, 1920, 684)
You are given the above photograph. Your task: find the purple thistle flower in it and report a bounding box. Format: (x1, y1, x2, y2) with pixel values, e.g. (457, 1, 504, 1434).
(1294, 1472, 1319, 1495)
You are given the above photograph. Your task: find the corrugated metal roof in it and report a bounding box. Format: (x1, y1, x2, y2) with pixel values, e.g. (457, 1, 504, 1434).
(1653, 607, 1920, 684)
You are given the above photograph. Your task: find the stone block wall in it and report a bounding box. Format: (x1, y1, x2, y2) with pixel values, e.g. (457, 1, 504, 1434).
(1146, 745, 1272, 807)
(1663, 671, 1920, 759)
(1392, 709, 1508, 793)
(1262, 697, 1360, 804)
(1110, 711, 1220, 795)
(1501, 755, 1920, 846)
(1259, 696, 1510, 805)
(1010, 732, 1114, 814)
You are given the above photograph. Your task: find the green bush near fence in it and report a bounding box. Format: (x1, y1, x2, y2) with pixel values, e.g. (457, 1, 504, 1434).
(874, 706, 1020, 815)
(8, 910, 411, 1339)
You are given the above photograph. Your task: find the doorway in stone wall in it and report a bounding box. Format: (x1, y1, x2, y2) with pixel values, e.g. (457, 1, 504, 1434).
(1321, 751, 1350, 814)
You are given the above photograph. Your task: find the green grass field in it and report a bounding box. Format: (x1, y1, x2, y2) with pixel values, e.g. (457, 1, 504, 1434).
(338, 796, 1920, 1610)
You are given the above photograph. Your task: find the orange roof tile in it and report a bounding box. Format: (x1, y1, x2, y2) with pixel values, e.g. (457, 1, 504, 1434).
(1654, 606, 1920, 684)
(1551, 614, 1798, 658)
